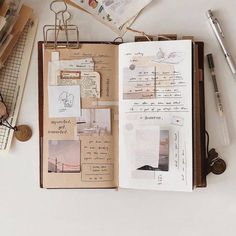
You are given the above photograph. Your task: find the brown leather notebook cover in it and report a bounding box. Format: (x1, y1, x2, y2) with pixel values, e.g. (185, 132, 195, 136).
(192, 42, 207, 187)
(38, 41, 207, 189)
(38, 41, 44, 188)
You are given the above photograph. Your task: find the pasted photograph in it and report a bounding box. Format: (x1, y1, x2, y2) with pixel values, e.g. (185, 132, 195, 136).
(48, 140, 81, 173)
(137, 130, 169, 172)
(76, 109, 111, 136)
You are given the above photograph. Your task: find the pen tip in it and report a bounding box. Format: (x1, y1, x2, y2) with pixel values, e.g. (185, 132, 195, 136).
(206, 9, 213, 18)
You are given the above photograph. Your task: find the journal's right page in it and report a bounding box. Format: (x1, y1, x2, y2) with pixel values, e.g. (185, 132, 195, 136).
(118, 40, 193, 192)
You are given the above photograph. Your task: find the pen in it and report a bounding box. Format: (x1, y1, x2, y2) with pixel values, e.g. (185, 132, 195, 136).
(207, 53, 230, 146)
(206, 10, 236, 80)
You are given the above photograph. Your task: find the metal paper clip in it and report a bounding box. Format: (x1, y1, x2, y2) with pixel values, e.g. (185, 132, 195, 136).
(43, 0, 79, 49)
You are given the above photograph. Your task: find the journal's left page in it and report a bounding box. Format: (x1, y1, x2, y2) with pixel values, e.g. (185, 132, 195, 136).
(40, 43, 119, 189)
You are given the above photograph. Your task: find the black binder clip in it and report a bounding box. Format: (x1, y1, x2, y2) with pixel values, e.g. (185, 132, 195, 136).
(206, 148, 226, 175)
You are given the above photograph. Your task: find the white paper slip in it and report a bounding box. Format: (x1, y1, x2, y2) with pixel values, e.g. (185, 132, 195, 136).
(48, 85, 81, 118)
(123, 66, 156, 99)
(135, 126, 160, 168)
(59, 58, 95, 71)
(80, 71, 100, 98)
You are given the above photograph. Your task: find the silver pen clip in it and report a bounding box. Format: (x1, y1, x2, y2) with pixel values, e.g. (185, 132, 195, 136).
(214, 18, 225, 38)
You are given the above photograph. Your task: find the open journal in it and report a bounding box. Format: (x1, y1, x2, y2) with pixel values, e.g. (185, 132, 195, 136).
(38, 40, 206, 191)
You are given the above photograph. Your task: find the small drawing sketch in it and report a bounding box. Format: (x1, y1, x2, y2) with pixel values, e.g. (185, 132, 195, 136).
(154, 48, 185, 64)
(59, 91, 74, 108)
(48, 85, 81, 118)
(156, 48, 165, 61)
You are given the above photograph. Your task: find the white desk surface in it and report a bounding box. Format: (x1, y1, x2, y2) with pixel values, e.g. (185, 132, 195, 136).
(1, 0, 236, 235)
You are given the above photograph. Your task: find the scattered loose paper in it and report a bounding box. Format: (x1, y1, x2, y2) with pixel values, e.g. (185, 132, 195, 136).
(48, 56, 100, 98)
(69, 0, 145, 35)
(98, 0, 153, 28)
(58, 71, 101, 98)
(49, 58, 95, 85)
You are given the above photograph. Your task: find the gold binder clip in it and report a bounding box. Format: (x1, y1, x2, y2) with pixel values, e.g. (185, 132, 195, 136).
(43, 0, 79, 49)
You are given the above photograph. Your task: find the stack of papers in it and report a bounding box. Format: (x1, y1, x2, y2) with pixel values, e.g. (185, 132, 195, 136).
(0, 0, 28, 69)
(67, 0, 152, 35)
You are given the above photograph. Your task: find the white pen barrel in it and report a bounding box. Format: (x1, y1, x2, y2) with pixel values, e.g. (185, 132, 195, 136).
(219, 114, 230, 146)
(226, 55, 236, 75)
(207, 10, 236, 79)
(215, 92, 230, 146)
